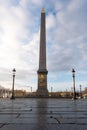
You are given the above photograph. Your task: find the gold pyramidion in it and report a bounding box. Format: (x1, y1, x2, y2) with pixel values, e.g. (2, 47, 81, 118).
(42, 8, 45, 13)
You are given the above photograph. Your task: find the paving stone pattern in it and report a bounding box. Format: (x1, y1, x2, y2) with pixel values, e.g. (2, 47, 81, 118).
(0, 98, 87, 130)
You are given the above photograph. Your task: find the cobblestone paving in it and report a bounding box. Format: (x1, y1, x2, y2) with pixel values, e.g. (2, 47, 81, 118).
(0, 98, 87, 130)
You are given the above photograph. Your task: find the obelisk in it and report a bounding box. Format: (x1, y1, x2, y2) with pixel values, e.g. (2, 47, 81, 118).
(37, 8, 48, 97)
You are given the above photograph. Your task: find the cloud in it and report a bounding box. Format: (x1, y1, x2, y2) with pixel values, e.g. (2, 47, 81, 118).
(0, 0, 40, 89)
(46, 0, 87, 73)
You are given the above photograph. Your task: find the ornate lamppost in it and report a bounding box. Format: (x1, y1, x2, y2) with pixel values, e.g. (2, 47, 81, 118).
(80, 84, 82, 98)
(72, 68, 76, 99)
(11, 68, 16, 99)
(31, 87, 32, 93)
(51, 87, 52, 97)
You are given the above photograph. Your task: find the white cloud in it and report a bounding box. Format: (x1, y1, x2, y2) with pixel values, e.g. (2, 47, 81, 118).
(46, 14, 56, 29)
(46, 0, 87, 72)
(67, 0, 83, 12)
(32, 0, 44, 6)
(0, 0, 40, 89)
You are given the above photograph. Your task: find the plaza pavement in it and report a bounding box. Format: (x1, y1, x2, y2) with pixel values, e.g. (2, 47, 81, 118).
(0, 98, 87, 130)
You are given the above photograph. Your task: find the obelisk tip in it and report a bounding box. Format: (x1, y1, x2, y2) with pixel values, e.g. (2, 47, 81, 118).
(41, 8, 45, 13)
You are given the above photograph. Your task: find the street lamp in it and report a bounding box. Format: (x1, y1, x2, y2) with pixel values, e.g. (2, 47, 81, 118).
(11, 68, 16, 99)
(72, 68, 76, 99)
(80, 85, 82, 98)
(31, 87, 32, 93)
(51, 87, 52, 96)
(27, 86, 32, 93)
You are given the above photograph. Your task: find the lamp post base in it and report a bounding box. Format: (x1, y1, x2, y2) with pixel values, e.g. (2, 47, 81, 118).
(10, 95, 15, 100)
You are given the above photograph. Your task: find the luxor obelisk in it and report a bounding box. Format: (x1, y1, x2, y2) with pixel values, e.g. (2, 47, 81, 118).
(37, 8, 48, 97)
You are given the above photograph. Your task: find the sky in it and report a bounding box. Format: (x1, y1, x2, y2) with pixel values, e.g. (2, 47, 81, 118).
(0, 0, 87, 92)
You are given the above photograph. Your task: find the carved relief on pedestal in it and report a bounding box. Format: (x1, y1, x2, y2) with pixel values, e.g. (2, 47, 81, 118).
(38, 74, 46, 88)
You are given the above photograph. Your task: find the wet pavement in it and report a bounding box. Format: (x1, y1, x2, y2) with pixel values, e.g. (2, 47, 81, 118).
(0, 98, 87, 130)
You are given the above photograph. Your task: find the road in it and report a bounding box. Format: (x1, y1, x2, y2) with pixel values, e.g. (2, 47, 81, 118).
(0, 98, 87, 130)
